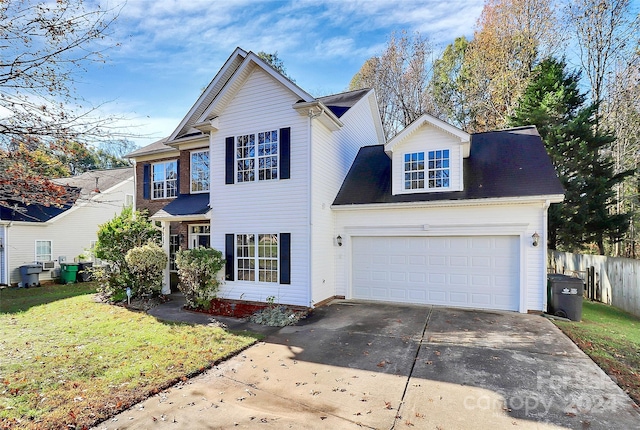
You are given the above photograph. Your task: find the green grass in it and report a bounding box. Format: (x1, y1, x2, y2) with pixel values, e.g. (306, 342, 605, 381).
(0, 283, 98, 314)
(0, 285, 258, 429)
(554, 300, 640, 404)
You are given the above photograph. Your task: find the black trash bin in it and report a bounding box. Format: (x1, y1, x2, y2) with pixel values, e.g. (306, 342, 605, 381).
(77, 262, 93, 282)
(547, 274, 584, 321)
(20, 264, 42, 287)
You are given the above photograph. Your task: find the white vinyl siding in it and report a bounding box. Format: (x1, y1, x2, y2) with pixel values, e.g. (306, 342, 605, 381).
(310, 90, 383, 306)
(210, 67, 308, 306)
(7, 177, 134, 284)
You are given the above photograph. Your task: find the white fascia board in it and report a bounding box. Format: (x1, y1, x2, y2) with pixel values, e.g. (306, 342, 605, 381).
(168, 47, 248, 142)
(196, 52, 315, 125)
(331, 194, 565, 211)
(150, 211, 211, 222)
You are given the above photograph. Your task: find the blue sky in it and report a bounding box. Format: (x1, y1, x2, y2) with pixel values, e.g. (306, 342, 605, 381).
(86, 0, 485, 147)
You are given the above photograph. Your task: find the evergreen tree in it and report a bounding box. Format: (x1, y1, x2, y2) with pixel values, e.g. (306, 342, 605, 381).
(509, 58, 630, 254)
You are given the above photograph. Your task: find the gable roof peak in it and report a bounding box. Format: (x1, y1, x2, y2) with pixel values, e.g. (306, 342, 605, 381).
(384, 113, 471, 157)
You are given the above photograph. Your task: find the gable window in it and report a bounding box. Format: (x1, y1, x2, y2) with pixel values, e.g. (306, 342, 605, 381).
(404, 150, 450, 190)
(236, 130, 278, 183)
(236, 233, 278, 282)
(427, 149, 450, 188)
(35, 240, 52, 262)
(191, 150, 209, 193)
(152, 160, 177, 199)
(404, 152, 425, 190)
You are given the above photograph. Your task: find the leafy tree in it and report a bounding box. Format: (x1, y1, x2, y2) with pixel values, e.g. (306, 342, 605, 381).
(257, 51, 295, 82)
(509, 58, 630, 254)
(430, 37, 472, 129)
(94, 207, 161, 298)
(0, 0, 122, 206)
(349, 31, 434, 139)
(463, 0, 561, 131)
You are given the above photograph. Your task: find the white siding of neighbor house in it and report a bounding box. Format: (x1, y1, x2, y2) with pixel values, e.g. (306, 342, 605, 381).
(391, 125, 463, 195)
(333, 201, 548, 312)
(6, 178, 134, 285)
(309, 92, 383, 306)
(209, 67, 311, 306)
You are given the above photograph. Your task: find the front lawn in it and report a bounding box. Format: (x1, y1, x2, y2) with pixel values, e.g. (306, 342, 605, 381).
(554, 300, 640, 405)
(0, 285, 258, 429)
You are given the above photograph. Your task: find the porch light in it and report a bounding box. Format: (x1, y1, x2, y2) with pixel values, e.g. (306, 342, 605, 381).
(336, 235, 343, 246)
(532, 232, 540, 247)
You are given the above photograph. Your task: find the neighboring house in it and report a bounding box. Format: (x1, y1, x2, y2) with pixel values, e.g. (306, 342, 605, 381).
(0, 167, 134, 285)
(128, 47, 564, 313)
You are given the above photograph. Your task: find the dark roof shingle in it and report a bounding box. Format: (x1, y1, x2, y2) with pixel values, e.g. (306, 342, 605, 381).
(333, 126, 564, 206)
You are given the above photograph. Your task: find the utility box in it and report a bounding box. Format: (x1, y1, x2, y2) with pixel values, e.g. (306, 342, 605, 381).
(20, 264, 42, 287)
(60, 263, 79, 284)
(547, 274, 584, 321)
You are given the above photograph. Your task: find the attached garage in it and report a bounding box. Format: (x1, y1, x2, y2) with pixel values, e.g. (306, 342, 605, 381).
(351, 236, 520, 311)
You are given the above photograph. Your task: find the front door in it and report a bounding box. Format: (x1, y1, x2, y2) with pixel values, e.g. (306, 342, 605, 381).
(189, 225, 210, 249)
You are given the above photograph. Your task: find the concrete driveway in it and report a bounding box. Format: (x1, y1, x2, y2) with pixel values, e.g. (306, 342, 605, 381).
(94, 301, 640, 429)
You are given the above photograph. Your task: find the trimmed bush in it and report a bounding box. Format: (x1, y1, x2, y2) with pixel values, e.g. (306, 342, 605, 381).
(125, 242, 167, 296)
(175, 247, 225, 308)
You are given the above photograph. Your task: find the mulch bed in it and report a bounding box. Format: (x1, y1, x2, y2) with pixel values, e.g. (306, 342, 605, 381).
(189, 298, 308, 319)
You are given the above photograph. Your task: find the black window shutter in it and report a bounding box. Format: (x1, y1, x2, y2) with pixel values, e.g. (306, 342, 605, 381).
(225, 234, 235, 281)
(225, 137, 234, 184)
(143, 163, 150, 199)
(280, 233, 291, 284)
(280, 127, 290, 179)
(175, 159, 180, 194)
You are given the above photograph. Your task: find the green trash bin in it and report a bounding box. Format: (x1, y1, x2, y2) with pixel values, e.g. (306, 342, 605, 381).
(60, 263, 79, 284)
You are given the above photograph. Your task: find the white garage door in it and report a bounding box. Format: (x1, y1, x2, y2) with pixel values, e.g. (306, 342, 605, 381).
(352, 236, 520, 311)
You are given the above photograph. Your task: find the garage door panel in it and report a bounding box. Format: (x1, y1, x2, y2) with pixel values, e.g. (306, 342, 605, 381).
(352, 236, 519, 311)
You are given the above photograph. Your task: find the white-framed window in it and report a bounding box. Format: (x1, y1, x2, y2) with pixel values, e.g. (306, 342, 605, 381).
(152, 160, 178, 199)
(403, 149, 450, 190)
(427, 149, 450, 188)
(190, 150, 209, 193)
(189, 224, 210, 249)
(236, 233, 278, 283)
(404, 152, 425, 190)
(236, 130, 278, 183)
(35, 240, 52, 262)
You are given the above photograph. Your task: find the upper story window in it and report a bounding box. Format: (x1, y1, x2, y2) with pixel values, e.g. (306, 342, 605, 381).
(152, 160, 177, 199)
(236, 130, 279, 183)
(404, 150, 450, 190)
(191, 150, 210, 193)
(427, 149, 450, 188)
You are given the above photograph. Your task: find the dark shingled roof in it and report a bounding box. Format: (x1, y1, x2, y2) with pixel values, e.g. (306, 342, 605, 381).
(317, 88, 370, 118)
(0, 199, 75, 222)
(158, 193, 210, 216)
(333, 126, 564, 206)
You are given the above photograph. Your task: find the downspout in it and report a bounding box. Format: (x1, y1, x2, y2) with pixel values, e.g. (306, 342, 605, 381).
(542, 199, 551, 312)
(307, 107, 323, 307)
(131, 159, 137, 211)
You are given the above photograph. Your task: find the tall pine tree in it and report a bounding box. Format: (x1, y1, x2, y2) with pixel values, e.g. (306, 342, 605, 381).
(509, 58, 630, 254)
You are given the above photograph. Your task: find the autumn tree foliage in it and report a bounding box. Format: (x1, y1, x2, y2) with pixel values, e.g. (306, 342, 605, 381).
(0, 0, 121, 208)
(349, 31, 434, 139)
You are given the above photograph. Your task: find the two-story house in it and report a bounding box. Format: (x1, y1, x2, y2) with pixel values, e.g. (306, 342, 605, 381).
(129, 48, 564, 313)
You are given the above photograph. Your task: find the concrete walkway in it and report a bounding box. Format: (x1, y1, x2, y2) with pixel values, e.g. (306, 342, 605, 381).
(93, 298, 640, 429)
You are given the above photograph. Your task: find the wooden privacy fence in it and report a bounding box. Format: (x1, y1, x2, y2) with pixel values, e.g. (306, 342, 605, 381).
(548, 250, 640, 318)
